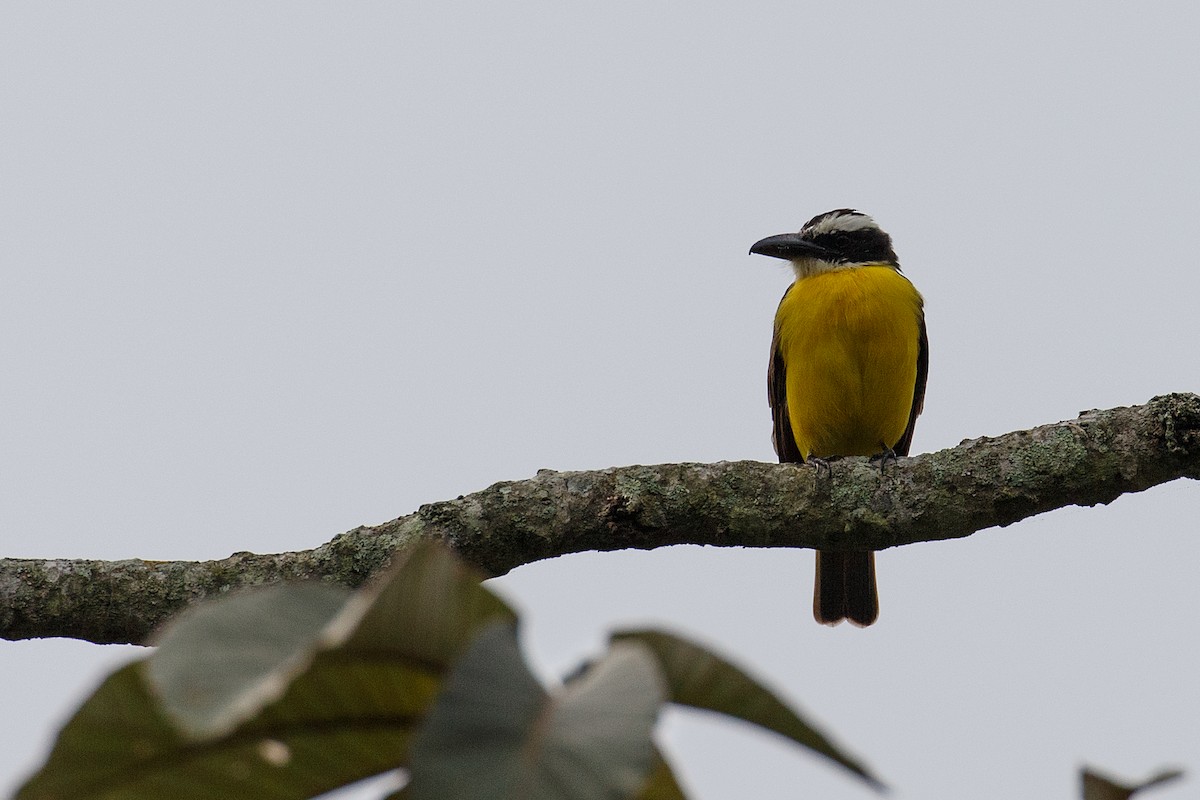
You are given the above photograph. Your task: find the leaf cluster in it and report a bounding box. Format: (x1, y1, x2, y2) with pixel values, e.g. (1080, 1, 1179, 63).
(15, 542, 880, 800)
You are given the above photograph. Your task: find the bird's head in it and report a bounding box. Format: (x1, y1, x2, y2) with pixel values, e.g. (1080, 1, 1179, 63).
(750, 209, 899, 276)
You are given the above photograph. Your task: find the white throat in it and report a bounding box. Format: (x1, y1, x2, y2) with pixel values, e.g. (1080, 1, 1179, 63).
(790, 258, 897, 280)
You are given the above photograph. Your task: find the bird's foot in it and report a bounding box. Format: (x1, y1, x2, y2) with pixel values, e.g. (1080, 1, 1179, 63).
(869, 447, 899, 475)
(805, 455, 843, 481)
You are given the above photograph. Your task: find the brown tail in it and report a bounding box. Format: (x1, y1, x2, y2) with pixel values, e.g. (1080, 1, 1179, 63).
(813, 551, 878, 627)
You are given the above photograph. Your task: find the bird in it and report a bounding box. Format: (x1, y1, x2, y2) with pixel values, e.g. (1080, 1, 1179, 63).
(750, 209, 927, 627)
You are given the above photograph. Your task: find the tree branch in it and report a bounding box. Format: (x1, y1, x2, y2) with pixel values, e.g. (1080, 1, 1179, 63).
(3, 394, 1197, 646)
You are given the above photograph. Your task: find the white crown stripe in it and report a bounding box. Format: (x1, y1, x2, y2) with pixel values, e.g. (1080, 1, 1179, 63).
(801, 211, 880, 237)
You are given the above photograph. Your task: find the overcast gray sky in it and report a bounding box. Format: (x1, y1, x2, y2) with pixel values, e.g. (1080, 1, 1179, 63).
(3, 3, 1198, 798)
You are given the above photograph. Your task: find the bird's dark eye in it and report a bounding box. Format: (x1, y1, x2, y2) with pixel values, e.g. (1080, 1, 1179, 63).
(810, 231, 856, 260)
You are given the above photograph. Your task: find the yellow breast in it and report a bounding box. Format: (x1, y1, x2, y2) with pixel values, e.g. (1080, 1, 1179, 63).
(775, 265, 923, 459)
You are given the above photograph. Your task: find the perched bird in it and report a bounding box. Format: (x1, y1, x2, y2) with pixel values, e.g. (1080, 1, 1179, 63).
(750, 209, 927, 626)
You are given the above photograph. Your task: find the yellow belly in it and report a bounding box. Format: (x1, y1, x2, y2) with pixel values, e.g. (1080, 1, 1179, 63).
(775, 266, 923, 459)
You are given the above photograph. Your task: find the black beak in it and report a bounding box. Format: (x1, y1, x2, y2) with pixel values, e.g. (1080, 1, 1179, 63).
(749, 233, 835, 260)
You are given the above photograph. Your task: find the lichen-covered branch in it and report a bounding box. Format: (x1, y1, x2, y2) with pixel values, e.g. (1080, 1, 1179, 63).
(3, 394, 1197, 646)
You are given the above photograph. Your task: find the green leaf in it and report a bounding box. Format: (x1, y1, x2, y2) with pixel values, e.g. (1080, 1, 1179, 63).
(1081, 767, 1184, 800)
(387, 742, 687, 800)
(146, 582, 352, 739)
(15, 660, 421, 800)
(408, 624, 666, 800)
(141, 540, 514, 740)
(336, 536, 516, 665)
(633, 751, 688, 800)
(17, 541, 515, 800)
(612, 628, 883, 791)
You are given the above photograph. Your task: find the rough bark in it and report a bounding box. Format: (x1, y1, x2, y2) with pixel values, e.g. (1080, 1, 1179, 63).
(2, 394, 1197, 646)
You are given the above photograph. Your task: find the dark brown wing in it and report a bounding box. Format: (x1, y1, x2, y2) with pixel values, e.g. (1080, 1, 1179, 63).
(891, 311, 929, 457)
(768, 286, 804, 463)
